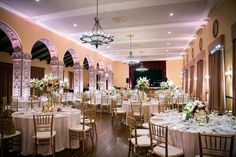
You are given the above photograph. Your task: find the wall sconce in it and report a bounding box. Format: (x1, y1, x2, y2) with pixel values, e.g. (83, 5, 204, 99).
(225, 68, 232, 78)
(205, 75, 209, 80)
(64, 78, 68, 83)
(105, 73, 109, 78)
(194, 77, 197, 81)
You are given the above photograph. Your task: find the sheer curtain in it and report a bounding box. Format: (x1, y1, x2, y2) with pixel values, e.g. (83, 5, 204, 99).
(209, 49, 225, 114)
(184, 69, 189, 93)
(233, 39, 236, 115)
(0, 62, 13, 104)
(196, 60, 203, 100)
(189, 65, 194, 95)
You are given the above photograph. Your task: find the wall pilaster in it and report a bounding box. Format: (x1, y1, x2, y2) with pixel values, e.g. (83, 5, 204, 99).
(12, 52, 22, 97)
(21, 53, 31, 98)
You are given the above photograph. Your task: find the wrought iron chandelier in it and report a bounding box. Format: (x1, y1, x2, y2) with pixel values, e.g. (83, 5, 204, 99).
(80, 0, 114, 48)
(123, 34, 139, 65)
(136, 51, 148, 72)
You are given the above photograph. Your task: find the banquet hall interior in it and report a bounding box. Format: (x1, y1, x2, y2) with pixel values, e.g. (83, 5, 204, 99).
(0, 0, 236, 157)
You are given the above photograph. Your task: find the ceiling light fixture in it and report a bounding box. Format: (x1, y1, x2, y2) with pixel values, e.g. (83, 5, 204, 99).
(73, 24, 77, 27)
(169, 12, 174, 16)
(136, 51, 148, 72)
(123, 34, 139, 66)
(80, 0, 114, 48)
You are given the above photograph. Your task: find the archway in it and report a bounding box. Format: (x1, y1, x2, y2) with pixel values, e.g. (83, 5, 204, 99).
(0, 21, 23, 99)
(63, 49, 80, 94)
(83, 58, 90, 91)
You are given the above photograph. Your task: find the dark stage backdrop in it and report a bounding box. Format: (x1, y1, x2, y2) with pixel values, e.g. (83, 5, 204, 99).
(129, 61, 166, 88)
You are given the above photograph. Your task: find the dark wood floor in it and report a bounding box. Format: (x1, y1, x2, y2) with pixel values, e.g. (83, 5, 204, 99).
(5, 113, 131, 157)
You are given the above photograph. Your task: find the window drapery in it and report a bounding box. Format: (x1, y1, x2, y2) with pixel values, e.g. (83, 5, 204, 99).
(209, 49, 225, 114)
(233, 39, 236, 115)
(184, 69, 189, 93)
(189, 65, 194, 95)
(196, 60, 204, 100)
(0, 62, 13, 104)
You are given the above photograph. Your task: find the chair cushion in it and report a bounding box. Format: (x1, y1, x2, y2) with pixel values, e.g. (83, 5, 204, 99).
(34, 130, 56, 139)
(132, 129, 149, 136)
(131, 135, 151, 147)
(195, 155, 214, 157)
(153, 143, 184, 157)
(69, 125, 90, 132)
(1, 130, 21, 139)
(117, 108, 126, 113)
(142, 123, 149, 129)
(80, 118, 95, 124)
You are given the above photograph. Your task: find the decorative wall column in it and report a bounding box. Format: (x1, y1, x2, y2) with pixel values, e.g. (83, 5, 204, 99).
(108, 71, 113, 89)
(73, 62, 80, 94)
(79, 67, 83, 93)
(21, 53, 31, 98)
(50, 57, 59, 76)
(100, 71, 106, 84)
(89, 66, 96, 90)
(58, 61, 64, 80)
(50, 57, 64, 80)
(12, 52, 22, 97)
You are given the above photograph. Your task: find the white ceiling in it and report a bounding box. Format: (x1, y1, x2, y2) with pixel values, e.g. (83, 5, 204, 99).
(0, 0, 221, 61)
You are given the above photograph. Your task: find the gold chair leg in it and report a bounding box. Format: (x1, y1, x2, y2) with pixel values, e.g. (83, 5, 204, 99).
(69, 131, 72, 148)
(90, 129, 94, 148)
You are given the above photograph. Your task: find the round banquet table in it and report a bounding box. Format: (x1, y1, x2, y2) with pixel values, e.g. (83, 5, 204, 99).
(150, 111, 236, 157)
(12, 108, 81, 156)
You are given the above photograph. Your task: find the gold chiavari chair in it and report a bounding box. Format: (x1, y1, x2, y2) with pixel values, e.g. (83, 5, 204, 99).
(196, 133, 234, 157)
(100, 95, 109, 113)
(116, 95, 123, 108)
(81, 105, 98, 139)
(111, 99, 126, 125)
(130, 101, 143, 126)
(32, 114, 56, 157)
(149, 123, 184, 157)
(176, 95, 186, 112)
(128, 112, 151, 157)
(69, 109, 94, 152)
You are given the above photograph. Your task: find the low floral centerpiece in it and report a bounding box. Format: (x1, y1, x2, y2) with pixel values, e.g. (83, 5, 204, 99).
(182, 100, 208, 123)
(160, 80, 175, 90)
(136, 77, 150, 100)
(30, 74, 64, 112)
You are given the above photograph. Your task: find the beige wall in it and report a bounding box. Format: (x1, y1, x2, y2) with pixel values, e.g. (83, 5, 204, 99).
(166, 60, 182, 88)
(183, 0, 236, 107)
(112, 61, 129, 88)
(0, 7, 113, 70)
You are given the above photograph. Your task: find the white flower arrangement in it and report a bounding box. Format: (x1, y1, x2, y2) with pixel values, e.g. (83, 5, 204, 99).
(160, 80, 175, 90)
(136, 77, 150, 90)
(30, 74, 64, 95)
(182, 100, 207, 121)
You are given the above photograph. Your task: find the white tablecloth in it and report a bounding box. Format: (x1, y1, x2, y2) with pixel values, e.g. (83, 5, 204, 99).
(150, 111, 236, 157)
(12, 108, 81, 156)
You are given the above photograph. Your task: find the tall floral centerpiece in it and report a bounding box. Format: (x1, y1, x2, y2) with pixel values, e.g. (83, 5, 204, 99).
(30, 74, 63, 112)
(182, 100, 208, 123)
(136, 77, 150, 100)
